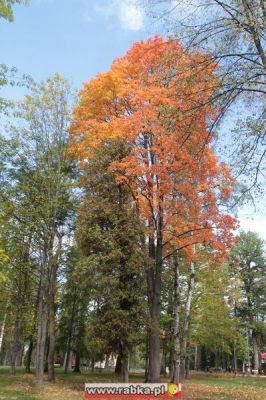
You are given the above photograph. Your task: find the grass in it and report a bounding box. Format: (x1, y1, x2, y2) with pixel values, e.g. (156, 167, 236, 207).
(0, 367, 265, 400)
(0, 367, 41, 400)
(184, 372, 266, 399)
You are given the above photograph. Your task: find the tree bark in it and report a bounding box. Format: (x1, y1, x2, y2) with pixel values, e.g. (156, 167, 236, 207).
(104, 353, 110, 369)
(64, 294, 77, 374)
(252, 330, 260, 370)
(146, 212, 163, 383)
(171, 254, 181, 384)
(25, 338, 34, 373)
(180, 261, 195, 381)
(48, 237, 61, 382)
(10, 315, 22, 375)
(121, 341, 129, 383)
(142, 133, 164, 383)
(35, 262, 49, 389)
(47, 262, 57, 381)
(115, 350, 122, 374)
(194, 344, 198, 371)
(0, 313, 6, 354)
(91, 358, 95, 373)
(73, 352, 81, 373)
(144, 334, 149, 382)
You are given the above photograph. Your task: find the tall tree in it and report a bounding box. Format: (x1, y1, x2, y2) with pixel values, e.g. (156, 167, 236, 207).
(0, 74, 75, 387)
(229, 230, 266, 370)
(192, 260, 238, 370)
(70, 37, 236, 382)
(145, 0, 266, 193)
(77, 140, 146, 382)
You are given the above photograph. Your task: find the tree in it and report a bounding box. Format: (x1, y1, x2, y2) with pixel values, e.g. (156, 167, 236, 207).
(0, 74, 75, 387)
(229, 230, 266, 370)
(76, 140, 146, 382)
(192, 260, 238, 370)
(145, 1, 266, 195)
(0, 221, 9, 356)
(57, 247, 90, 375)
(0, 139, 37, 375)
(70, 36, 237, 382)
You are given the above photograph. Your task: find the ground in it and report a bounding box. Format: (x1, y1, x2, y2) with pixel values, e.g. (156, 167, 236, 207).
(0, 367, 266, 400)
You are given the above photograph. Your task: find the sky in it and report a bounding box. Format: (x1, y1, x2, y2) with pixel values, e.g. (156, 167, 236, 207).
(0, 0, 265, 240)
(0, 0, 152, 88)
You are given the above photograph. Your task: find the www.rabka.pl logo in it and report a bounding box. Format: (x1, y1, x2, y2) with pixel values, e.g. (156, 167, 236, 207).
(84, 383, 182, 399)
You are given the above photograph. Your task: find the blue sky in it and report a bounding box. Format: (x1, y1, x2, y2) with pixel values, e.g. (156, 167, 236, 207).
(0, 0, 153, 90)
(1, 0, 265, 240)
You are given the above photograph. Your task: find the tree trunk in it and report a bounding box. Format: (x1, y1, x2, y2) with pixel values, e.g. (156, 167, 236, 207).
(171, 254, 181, 384)
(233, 341, 237, 371)
(194, 344, 198, 370)
(16, 345, 24, 367)
(10, 315, 22, 375)
(64, 336, 71, 374)
(169, 347, 173, 379)
(73, 352, 81, 373)
(121, 341, 129, 383)
(104, 353, 110, 369)
(35, 267, 49, 389)
(48, 238, 61, 382)
(146, 216, 163, 383)
(144, 333, 149, 382)
(180, 261, 195, 381)
(44, 338, 49, 373)
(64, 289, 77, 374)
(185, 356, 190, 378)
(25, 338, 34, 373)
(143, 133, 163, 383)
(114, 350, 122, 374)
(147, 292, 161, 383)
(91, 358, 95, 373)
(0, 313, 6, 354)
(252, 330, 260, 370)
(48, 262, 57, 381)
(160, 341, 167, 376)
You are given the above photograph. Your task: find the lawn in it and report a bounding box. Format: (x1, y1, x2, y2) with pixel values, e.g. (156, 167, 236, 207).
(0, 367, 265, 400)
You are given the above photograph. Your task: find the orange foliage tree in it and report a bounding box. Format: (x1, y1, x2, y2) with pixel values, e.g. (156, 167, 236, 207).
(70, 36, 237, 382)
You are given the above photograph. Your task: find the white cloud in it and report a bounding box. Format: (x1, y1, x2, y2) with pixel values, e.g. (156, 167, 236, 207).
(118, 1, 144, 31)
(239, 216, 266, 241)
(91, 0, 145, 31)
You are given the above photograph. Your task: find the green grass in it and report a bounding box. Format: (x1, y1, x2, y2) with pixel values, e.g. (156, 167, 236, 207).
(0, 367, 265, 400)
(0, 367, 42, 400)
(185, 372, 266, 400)
(189, 372, 266, 388)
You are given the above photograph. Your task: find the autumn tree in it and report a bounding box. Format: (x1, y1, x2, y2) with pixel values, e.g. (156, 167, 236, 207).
(70, 36, 236, 382)
(145, 0, 266, 194)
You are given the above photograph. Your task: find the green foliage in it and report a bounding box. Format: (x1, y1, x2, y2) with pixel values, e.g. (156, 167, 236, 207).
(77, 140, 146, 356)
(0, 0, 27, 22)
(229, 230, 266, 325)
(192, 259, 238, 354)
(0, 75, 76, 372)
(57, 247, 90, 364)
